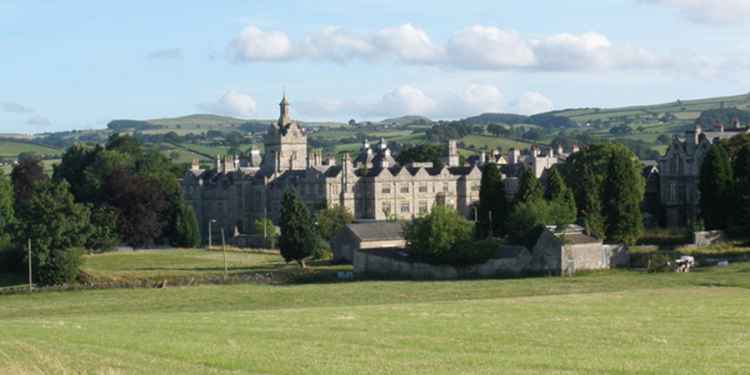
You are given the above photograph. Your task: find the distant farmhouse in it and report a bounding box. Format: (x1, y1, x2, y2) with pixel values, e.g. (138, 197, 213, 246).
(659, 118, 750, 227)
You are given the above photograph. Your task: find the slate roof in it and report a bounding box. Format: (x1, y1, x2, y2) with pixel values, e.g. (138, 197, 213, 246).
(347, 222, 404, 242)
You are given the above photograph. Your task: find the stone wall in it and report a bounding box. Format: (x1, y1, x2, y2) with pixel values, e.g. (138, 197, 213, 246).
(353, 247, 530, 280)
(353, 234, 630, 280)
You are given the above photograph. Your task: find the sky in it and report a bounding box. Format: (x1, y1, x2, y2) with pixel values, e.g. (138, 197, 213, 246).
(1, 0, 750, 133)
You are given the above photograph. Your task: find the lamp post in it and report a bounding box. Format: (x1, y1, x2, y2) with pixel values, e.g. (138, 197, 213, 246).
(208, 219, 217, 249)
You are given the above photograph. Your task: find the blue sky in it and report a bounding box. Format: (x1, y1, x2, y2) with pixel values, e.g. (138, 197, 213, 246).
(1, 0, 750, 133)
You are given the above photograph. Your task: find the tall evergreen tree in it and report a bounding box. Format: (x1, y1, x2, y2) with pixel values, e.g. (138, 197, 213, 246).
(544, 167, 577, 228)
(477, 163, 507, 238)
(602, 153, 644, 244)
(0, 170, 14, 248)
(699, 144, 735, 230)
(544, 167, 566, 201)
(579, 166, 605, 238)
(515, 168, 544, 204)
(170, 202, 201, 248)
(279, 189, 316, 267)
(733, 144, 750, 231)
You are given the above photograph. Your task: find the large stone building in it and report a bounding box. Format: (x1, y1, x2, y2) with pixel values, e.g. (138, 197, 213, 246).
(659, 120, 750, 227)
(181, 96, 482, 239)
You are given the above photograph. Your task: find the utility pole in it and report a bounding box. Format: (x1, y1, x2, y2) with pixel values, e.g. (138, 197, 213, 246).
(208, 219, 216, 250)
(27, 238, 32, 293)
(221, 228, 228, 282)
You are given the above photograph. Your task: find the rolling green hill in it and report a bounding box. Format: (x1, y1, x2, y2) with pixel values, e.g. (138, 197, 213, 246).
(0, 140, 62, 158)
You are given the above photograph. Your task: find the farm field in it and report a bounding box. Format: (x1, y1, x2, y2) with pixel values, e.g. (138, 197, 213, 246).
(1, 249, 750, 374)
(0, 140, 62, 158)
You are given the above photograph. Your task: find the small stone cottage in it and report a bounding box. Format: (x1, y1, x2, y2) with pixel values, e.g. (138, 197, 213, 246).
(332, 222, 406, 263)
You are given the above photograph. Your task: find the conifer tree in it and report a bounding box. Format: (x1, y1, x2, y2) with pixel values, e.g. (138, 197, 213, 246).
(545, 168, 577, 228)
(0, 170, 14, 248)
(477, 163, 507, 238)
(699, 144, 735, 230)
(515, 168, 544, 205)
(733, 144, 750, 231)
(579, 166, 605, 238)
(602, 153, 644, 244)
(279, 189, 316, 267)
(170, 202, 201, 248)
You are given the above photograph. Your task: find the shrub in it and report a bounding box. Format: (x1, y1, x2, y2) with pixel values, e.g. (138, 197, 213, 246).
(310, 236, 332, 261)
(35, 247, 83, 286)
(404, 205, 474, 259)
(646, 252, 673, 273)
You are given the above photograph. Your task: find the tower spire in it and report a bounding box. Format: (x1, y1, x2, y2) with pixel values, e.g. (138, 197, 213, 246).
(279, 93, 290, 125)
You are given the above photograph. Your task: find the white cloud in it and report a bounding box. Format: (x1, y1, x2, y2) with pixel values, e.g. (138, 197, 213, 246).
(454, 84, 506, 114)
(198, 91, 257, 117)
(227, 24, 663, 72)
(1, 101, 34, 114)
(303, 27, 375, 62)
(230, 26, 293, 61)
(517, 92, 554, 115)
(640, 0, 750, 25)
(369, 85, 437, 116)
(372, 24, 443, 63)
(446, 26, 536, 69)
(25, 115, 51, 128)
(295, 98, 348, 117)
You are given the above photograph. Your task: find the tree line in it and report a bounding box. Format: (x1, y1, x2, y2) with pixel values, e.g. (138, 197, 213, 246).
(0, 134, 201, 285)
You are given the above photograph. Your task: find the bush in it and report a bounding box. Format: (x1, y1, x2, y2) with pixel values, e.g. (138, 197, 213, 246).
(646, 252, 673, 273)
(0, 248, 24, 273)
(310, 236, 332, 261)
(35, 247, 83, 286)
(404, 205, 474, 259)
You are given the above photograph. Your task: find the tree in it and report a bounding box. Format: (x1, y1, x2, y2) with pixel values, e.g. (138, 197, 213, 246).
(86, 206, 120, 252)
(279, 190, 316, 267)
(477, 163, 507, 238)
(505, 200, 549, 249)
(316, 205, 353, 241)
(545, 168, 577, 228)
(602, 153, 644, 244)
(103, 170, 169, 247)
(515, 168, 543, 204)
(0, 170, 14, 249)
(11, 158, 48, 211)
(396, 144, 446, 168)
(404, 204, 474, 259)
(579, 166, 605, 238)
(170, 202, 201, 248)
(699, 144, 735, 230)
(12, 180, 91, 285)
(733, 144, 750, 231)
(255, 218, 279, 249)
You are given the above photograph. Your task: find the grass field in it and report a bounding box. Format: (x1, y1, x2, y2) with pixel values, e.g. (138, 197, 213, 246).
(0, 140, 62, 158)
(1, 249, 750, 374)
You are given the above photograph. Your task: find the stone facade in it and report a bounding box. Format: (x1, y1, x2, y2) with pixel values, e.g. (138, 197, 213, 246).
(181, 96, 482, 240)
(659, 122, 749, 227)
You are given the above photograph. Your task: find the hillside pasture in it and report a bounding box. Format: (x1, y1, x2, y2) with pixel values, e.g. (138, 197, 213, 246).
(0, 140, 62, 158)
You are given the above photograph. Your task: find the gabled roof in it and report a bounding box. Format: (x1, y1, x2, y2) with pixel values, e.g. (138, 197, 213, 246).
(346, 222, 404, 242)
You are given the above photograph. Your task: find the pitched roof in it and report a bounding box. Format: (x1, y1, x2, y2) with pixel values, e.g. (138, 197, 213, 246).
(346, 222, 404, 242)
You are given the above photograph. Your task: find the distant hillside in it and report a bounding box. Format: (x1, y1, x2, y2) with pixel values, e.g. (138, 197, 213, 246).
(553, 93, 750, 124)
(462, 113, 528, 125)
(147, 114, 250, 127)
(380, 115, 432, 126)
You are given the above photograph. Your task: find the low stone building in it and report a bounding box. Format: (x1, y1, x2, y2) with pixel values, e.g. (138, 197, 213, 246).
(332, 222, 406, 263)
(351, 225, 629, 279)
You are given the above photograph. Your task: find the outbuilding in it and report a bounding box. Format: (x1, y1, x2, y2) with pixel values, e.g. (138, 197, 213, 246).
(331, 222, 406, 263)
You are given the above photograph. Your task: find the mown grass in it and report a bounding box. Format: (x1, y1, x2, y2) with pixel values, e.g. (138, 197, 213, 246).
(1, 253, 750, 374)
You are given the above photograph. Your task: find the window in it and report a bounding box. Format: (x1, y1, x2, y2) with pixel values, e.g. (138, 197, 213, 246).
(400, 202, 410, 213)
(418, 184, 428, 193)
(400, 185, 410, 193)
(471, 183, 480, 192)
(669, 183, 677, 202)
(382, 186, 391, 194)
(382, 202, 392, 216)
(418, 201, 428, 214)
